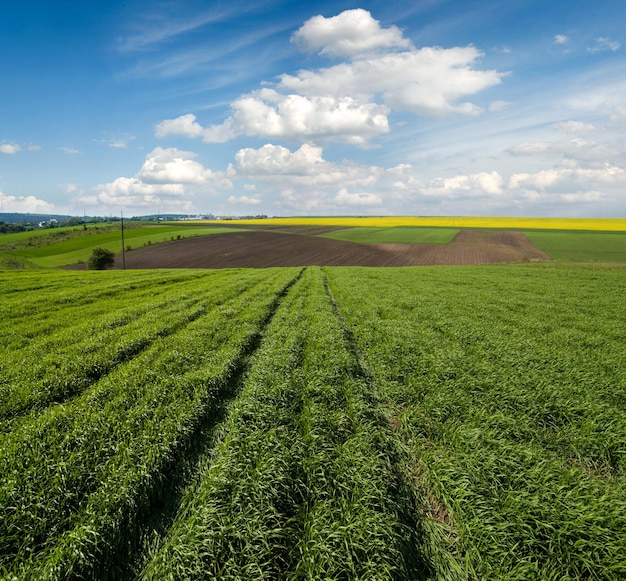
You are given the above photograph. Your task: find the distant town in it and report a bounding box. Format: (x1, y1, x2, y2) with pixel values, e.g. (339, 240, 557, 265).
(0, 212, 271, 233)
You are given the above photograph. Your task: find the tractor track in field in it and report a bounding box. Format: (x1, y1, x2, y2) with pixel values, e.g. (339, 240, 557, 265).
(110, 268, 305, 579)
(320, 268, 464, 578)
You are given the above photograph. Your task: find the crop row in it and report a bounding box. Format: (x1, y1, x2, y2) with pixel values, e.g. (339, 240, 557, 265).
(0, 269, 209, 347)
(1, 268, 300, 579)
(326, 265, 626, 579)
(0, 270, 278, 426)
(1, 264, 624, 580)
(140, 267, 430, 579)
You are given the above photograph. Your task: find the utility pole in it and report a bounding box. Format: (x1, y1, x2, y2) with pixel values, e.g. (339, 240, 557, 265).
(121, 211, 126, 270)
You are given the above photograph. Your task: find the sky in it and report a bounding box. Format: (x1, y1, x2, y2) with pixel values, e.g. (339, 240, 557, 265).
(1, 0, 625, 218)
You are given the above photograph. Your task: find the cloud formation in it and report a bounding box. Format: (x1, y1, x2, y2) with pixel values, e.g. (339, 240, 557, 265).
(0, 143, 21, 154)
(85, 147, 231, 212)
(291, 8, 410, 57)
(156, 9, 503, 145)
(0, 190, 55, 212)
(587, 37, 621, 54)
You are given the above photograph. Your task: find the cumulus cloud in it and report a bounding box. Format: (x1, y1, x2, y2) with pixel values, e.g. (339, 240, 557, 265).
(235, 143, 326, 175)
(553, 34, 569, 45)
(158, 92, 390, 145)
(88, 147, 232, 212)
(156, 9, 503, 145)
(137, 147, 215, 184)
(233, 143, 383, 187)
(0, 190, 55, 212)
(279, 45, 502, 117)
(587, 37, 621, 54)
(0, 143, 21, 154)
(291, 9, 410, 57)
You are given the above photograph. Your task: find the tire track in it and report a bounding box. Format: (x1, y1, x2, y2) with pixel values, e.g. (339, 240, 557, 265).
(321, 267, 466, 580)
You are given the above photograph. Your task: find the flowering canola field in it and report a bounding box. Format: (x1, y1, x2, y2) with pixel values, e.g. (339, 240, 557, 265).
(213, 215, 626, 231)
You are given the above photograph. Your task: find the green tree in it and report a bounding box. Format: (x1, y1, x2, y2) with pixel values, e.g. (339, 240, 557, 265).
(87, 247, 115, 270)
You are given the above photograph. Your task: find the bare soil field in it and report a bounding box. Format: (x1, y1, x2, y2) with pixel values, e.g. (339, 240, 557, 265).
(92, 229, 550, 269)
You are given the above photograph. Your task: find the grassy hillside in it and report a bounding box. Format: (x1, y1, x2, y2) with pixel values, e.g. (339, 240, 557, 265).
(0, 223, 243, 268)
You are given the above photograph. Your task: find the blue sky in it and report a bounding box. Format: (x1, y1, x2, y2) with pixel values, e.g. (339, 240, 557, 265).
(1, 0, 625, 217)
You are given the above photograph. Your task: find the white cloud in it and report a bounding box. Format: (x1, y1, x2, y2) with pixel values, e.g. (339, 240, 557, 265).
(102, 134, 136, 149)
(137, 147, 215, 184)
(421, 171, 504, 198)
(155, 113, 231, 142)
(58, 147, 81, 155)
(235, 143, 325, 175)
(233, 143, 383, 188)
(559, 190, 604, 203)
(587, 37, 621, 54)
(508, 163, 625, 191)
(156, 9, 504, 146)
(159, 92, 390, 145)
(27, 145, 41, 152)
(0, 143, 21, 154)
(87, 147, 232, 213)
(552, 120, 595, 133)
(227, 195, 262, 205)
(291, 9, 410, 58)
(279, 46, 502, 117)
(553, 34, 569, 45)
(333, 188, 382, 206)
(0, 190, 55, 212)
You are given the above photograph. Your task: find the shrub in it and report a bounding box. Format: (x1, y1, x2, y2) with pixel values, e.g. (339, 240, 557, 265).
(87, 247, 115, 270)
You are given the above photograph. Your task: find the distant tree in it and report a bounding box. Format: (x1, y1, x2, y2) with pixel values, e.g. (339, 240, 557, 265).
(87, 247, 115, 270)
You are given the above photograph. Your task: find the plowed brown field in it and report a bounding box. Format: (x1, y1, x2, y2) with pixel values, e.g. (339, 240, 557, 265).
(90, 228, 549, 269)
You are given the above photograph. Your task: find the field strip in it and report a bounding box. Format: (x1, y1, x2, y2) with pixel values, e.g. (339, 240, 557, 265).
(142, 267, 438, 579)
(0, 269, 303, 579)
(203, 216, 626, 232)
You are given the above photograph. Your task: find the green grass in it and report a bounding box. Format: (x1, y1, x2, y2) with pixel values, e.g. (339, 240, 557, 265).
(1, 264, 625, 579)
(322, 226, 459, 244)
(525, 230, 626, 262)
(0, 225, 243, 268)
(327, 264, 626, 579)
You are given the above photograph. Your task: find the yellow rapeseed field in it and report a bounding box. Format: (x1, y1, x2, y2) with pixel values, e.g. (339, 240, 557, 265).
(201, 216, 626, 231)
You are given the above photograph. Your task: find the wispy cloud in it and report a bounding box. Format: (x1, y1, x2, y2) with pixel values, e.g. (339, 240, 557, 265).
(58, 147, 81, 155)
(553, 34, 569, 45)
(96, 133, 136, 149)
(587, 37, 621, 54)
